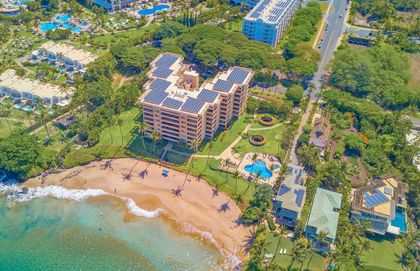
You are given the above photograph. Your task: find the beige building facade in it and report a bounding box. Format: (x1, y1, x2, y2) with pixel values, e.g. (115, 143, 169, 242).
(139, 53, 253, 145)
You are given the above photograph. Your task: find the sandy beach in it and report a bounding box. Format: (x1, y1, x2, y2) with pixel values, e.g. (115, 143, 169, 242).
(25, 158, 251, 264)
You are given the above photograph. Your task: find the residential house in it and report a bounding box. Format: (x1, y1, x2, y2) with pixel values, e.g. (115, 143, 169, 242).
(351, 176, 409, 235)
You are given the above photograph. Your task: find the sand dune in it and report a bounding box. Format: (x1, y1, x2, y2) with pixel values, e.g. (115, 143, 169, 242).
(25, 158, 252, 265)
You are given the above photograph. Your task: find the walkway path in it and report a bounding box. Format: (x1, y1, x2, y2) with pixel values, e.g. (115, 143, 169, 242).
(249, 122, 285, 131)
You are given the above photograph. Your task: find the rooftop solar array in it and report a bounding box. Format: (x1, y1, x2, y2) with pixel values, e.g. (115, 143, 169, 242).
(227, 68, 250, 84)
(152, 67, 173, 79)
(150, 78, 171, 92)
(384, 187, 393, 196)
(295, 189, 305, 207)
(278, 185, 291, 196)
(197, 89, 219, 103)
(213, 79, 234, 93)
(248, 0, 296, 23)
(162, 97, 183, 109)
(181, 97, 205, 113)
(144, 90, 168, 105)
(364, 189, 390, 208)
(155, 53, 179, 68)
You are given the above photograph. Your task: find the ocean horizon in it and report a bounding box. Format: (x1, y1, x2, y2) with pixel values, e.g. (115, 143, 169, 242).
(0, 183, 224, 271)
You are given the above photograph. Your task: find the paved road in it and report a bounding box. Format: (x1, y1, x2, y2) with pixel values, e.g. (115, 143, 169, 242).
(289, 0, 349, 165)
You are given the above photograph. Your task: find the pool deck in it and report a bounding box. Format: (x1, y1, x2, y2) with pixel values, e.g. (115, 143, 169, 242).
(237, 152, 281, 186)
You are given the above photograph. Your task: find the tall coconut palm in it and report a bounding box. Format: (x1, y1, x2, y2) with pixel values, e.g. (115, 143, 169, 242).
(137, 122, 148, 150)
(0, 108, 12, 131)
(150, 130, 161, 154)
(115, 116, 124, 146)
(271, 225, 287, 264)
(190, 138, 200, 168)
(35, 101, 51, 141)
(205, 141, 213, 170)
(288, 243, 305, 270)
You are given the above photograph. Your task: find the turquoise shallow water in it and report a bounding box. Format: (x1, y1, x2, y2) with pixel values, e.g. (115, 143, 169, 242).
(0, 192, 221, 271)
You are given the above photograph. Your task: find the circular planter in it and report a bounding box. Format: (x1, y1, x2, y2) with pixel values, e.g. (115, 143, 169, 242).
(258, 114, 275, 126)
(249, 134, 267, 146)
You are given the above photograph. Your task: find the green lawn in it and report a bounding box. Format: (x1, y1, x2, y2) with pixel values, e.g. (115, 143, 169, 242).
(265, 233, 327, 271)
(196, 114, 249, 156)
(176, 157, 256, 207)
(90, 24, 159, 48)
(361, 235, 404, 271)
(236, 122, 286, 158)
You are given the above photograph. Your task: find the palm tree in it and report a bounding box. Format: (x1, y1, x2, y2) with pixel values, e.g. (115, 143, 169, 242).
(35, 101, 51, 141)
(315, 231, 329, 251)
(233, 170, 240, 194)
(137, 122, 148, 150)
(301, 240, 313, 271)
(205, 141, 213, 170)
(190, 138, 200, 168)
(116, 116, 124, 146)
(107, 117, 115, 144)
(288, 243, 305, 270)
(150, 130, 161, 154)
(271, 225, 287, 264)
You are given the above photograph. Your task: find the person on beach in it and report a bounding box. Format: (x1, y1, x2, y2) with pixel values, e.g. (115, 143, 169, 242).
(114, 188, 117, 193)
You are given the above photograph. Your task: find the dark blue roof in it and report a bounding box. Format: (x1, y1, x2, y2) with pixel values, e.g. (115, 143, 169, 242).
(295, 189, 305, 207)
(144, 90, 168, 105)
(150, 78, 171, 92)
(162, 97, 183, 109)
(278, 185, 291, 196)
(364, 189, 390, 208)
(213, 79, 234, 92)
(152, 67, 173, 79)
(227, 68, 250, 84)
(156, 53, 179, 68)
(197, 89, 219, 103)
(181, 97, 205, 113)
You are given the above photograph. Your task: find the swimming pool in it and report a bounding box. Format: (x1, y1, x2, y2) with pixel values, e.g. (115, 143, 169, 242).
(40, 14, 87, 33)
(391, 209, 407, 233)
(137, 4, 170, 16)
(244, 160, 273, 179)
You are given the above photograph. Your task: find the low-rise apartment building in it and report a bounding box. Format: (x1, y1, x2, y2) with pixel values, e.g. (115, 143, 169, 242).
(0, 69, 72, 106)
(351, 176, 409, 235)
(242, 0, 299, 47)
(139, 53, 253, 145)
(31, 42, 98, 74)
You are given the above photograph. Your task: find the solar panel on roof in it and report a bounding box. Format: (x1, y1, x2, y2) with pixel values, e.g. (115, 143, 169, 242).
(295, 189, 305, 207)
(181, 97, 205, 113)
(156, 53, 179, 68)
(162, 97, 183, 109)
(227, 68, 250, 84)
(197, 89, 219, 103)
(150, 78, 171, 92)
(384, 187, 393, 196)
(152, 67, 173, 79)
(364, 190, 390, 208)
(213, 79, 234, 92)
(144, 90, 168, 105)
(278, 185, 291, 196)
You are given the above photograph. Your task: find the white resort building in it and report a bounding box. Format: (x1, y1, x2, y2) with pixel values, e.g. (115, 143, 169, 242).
(0, 69, 72, 106)
(139, 53, 253, 146)
(242, 0, 299, 47)
(31, 42, 99, 75)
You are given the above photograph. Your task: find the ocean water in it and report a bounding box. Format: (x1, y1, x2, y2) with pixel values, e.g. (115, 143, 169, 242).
(0, 184, 222, 271)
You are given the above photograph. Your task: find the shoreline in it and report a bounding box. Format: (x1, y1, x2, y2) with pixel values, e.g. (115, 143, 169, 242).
(24, 158, 251, 267)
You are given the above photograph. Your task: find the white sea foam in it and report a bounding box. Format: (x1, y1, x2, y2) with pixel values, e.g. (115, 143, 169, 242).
(181, 223, 242, 270)
(0, 183, 162, 218)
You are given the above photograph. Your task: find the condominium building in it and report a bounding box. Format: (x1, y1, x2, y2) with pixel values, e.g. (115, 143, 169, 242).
(93, 0, 137, 12)
(31, 42, 99, 74)
(351, 176, 408, 235)
(139, 53, 253, 145)
(0, 69, 72, 106)
(242, 0, 299, 47)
